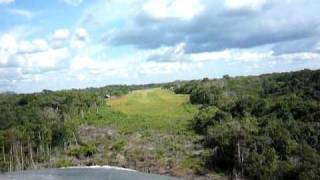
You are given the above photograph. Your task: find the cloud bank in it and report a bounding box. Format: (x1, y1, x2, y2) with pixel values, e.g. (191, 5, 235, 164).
(0, 0, 320, 92)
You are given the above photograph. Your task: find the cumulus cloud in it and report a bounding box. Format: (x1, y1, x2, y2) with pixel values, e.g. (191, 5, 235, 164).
(0, 34, 17, 54)
(108, 0, 320, 53)
(0, 27, 91, 77)
(146, 43, 187, 62)
(62, 0, 83, 6)
(0, 0, 14, 4)
(53, 29, 70, 41)
(224, 0, 268, 11)
(19, 39, 49, 54)
(70, 28, 89, 49)
(189, 49, 274, 62)
(138, 61, 195, 75)
(74, 28, 88, 40)
(70, 56, 130, 77)
(0, 33, 70, 75)
(15, 48, 70, 74)
(143, 45, 275, 63)
(50, 29, 70, 49)
(190, 49, 320, 65)
(50, 28, 89, 49)
(2, 0, 320, 93)
(143, 43, 320, 65)
(142, 0, 204, 20)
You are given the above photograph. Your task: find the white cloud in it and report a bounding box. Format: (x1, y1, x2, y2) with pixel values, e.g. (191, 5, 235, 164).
(0, 35, 17, 66)
(0, 34, 18, 54)
(69, 51, 197, 79)
(190, 49, 320, 66)
(7, 9, 34, 18)
(70, 56, 130, 77)
(76, 74, 86, 81)
(31, 74, 42, 82)
(109, 0, 144, 4)
(143, 0, 204, 20)
(18, 41, 34, 53)
(51, 29, 71, 49)
(14, 48, 69, 73)
(51, 28, 89, 49)
(32, 39, 49, 52)
(144, 45, 276, 63)
(145, 43, 187, 62)
(139, 62, 195, 75)
(190, 49, 274, 62)
(62, 0, 83, 6)
(18, 39, 48, 54)
(0, 34, 69, 73)
(225, 0, 267, 10)
(70, 56, 92, 70)
(75, 28, 88, 40)
(0, 0, 14, 4)
(53, 29, 70, 41)
(278, 52, 320, 61)
(70, 28, 89, 49)
(0, 51, 10, 66)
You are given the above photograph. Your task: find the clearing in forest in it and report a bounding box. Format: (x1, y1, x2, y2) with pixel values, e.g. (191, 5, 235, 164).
(80, 88, 211, 178)
(108, 88, 193, 117)
(104, 88, 197, 132)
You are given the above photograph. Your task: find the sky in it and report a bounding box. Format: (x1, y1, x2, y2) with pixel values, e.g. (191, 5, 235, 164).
(0, 0, 320, 93)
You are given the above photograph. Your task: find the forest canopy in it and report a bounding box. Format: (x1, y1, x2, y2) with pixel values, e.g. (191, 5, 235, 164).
(172, 69, 320, 179)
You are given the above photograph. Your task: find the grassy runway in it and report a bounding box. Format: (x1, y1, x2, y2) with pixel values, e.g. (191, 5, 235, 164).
(101, 88, 197, 133)
(108, 88, 195, 119)
(80, 88, 203, 176)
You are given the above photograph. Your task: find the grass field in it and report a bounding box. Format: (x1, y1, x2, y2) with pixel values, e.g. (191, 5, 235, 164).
(84, 88, 197, 133)
(78, 88, 206, 177)
(106, 88, 196, 130)
(107, 88, 193, 116)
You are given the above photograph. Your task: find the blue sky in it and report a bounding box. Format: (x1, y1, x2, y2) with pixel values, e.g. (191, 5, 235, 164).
(0, 0, 320, 93)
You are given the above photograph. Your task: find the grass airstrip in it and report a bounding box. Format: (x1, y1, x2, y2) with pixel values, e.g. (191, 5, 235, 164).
(106, 88, 197, 132)
(84, 88, 197, 133)
(79, 88, 206, 177)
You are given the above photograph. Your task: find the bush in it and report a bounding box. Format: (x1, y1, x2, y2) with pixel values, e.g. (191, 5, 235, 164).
(190, 87, 214, 105)
(56, 157, 72, 168)
(111, 140, 127, 152)
(68, 144, 97, 158)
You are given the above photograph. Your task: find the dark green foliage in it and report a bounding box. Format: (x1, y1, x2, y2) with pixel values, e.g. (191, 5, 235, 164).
(0, 85, 135, 171)
(68, 144, 97, 158)
(190, 86, 214, 105)
(181, 69, 320, 179)
(111, 139, 127, 152)
(191, 106, 231, 135)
